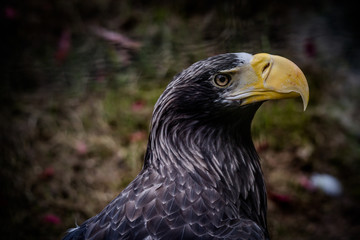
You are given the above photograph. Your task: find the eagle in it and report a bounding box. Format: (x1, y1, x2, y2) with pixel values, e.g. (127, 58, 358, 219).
(63, 52, 309, 240)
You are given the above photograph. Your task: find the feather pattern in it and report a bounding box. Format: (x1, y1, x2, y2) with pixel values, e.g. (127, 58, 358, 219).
(63, 53, 269, 240)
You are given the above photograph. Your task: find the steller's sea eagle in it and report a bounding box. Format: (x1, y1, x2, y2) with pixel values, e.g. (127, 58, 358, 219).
(63, 52, 309, 240)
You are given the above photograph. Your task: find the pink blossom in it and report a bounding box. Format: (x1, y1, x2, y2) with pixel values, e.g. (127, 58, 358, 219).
(268, 191, 292, 204)
(55, 30, 71, 63)
(131, 100, 146, 112)
(39, 167, 55, 180)
(75, 141, 88, 155)
(299, 175, 316, 191)
(5, 6, 17, 19)
(42, 214, 61, 225)
(129, 131, 147, 143)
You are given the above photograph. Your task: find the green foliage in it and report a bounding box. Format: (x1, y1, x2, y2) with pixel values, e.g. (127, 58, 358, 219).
(102, 85, 161, 137)
(253, 101, 311, 149)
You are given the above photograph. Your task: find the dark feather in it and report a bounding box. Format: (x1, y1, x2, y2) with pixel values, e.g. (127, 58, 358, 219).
(62, 226, 86, 240)
(63, 53, 269, 240)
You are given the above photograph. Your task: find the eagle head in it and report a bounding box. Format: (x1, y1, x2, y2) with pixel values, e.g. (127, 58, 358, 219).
(152, 52, 309, 130)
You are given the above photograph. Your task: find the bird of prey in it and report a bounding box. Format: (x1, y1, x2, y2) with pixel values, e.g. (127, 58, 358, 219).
(63, 52, 309, 240)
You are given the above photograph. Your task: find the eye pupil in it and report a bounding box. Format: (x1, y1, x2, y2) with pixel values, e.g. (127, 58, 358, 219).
(214, 74, 231, 87)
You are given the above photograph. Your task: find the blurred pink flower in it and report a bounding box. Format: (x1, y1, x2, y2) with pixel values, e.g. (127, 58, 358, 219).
(55, 30, 71, 64)
(42, 213, 61, 225)
(39, 167, 55, 180)
(5, 6, 17, 19)
(75, 141, 88, 155)
(129, 130, 147, 143)
(268, 191, 292, 205)
(255, 141, 269, 153)
(131, 100, 146, 112)
(299, 175, 316, 191)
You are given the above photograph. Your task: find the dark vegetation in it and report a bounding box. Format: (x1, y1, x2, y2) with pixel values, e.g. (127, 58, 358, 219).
(1, 1, 359, 239)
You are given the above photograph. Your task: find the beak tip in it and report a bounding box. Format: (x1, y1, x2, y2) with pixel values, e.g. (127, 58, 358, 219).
(303, 104, 308, 111)
(301, 94, 309, 111)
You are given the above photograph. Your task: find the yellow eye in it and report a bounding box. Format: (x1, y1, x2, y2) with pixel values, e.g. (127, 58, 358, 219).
(214, 74, 231, 87)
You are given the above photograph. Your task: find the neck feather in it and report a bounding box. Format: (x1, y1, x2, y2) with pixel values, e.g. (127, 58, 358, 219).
(144, 104, 267, 230)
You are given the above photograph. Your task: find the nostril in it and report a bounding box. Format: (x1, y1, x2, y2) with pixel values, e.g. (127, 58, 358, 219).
(262, 62, 270, 74)
(262, 62, 271, 80)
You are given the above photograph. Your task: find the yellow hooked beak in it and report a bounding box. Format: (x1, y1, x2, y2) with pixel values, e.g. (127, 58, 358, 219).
(225, 53, 309, 110)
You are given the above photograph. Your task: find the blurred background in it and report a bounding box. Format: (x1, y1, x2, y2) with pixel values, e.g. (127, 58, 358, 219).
(1, 0, 359, 239)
